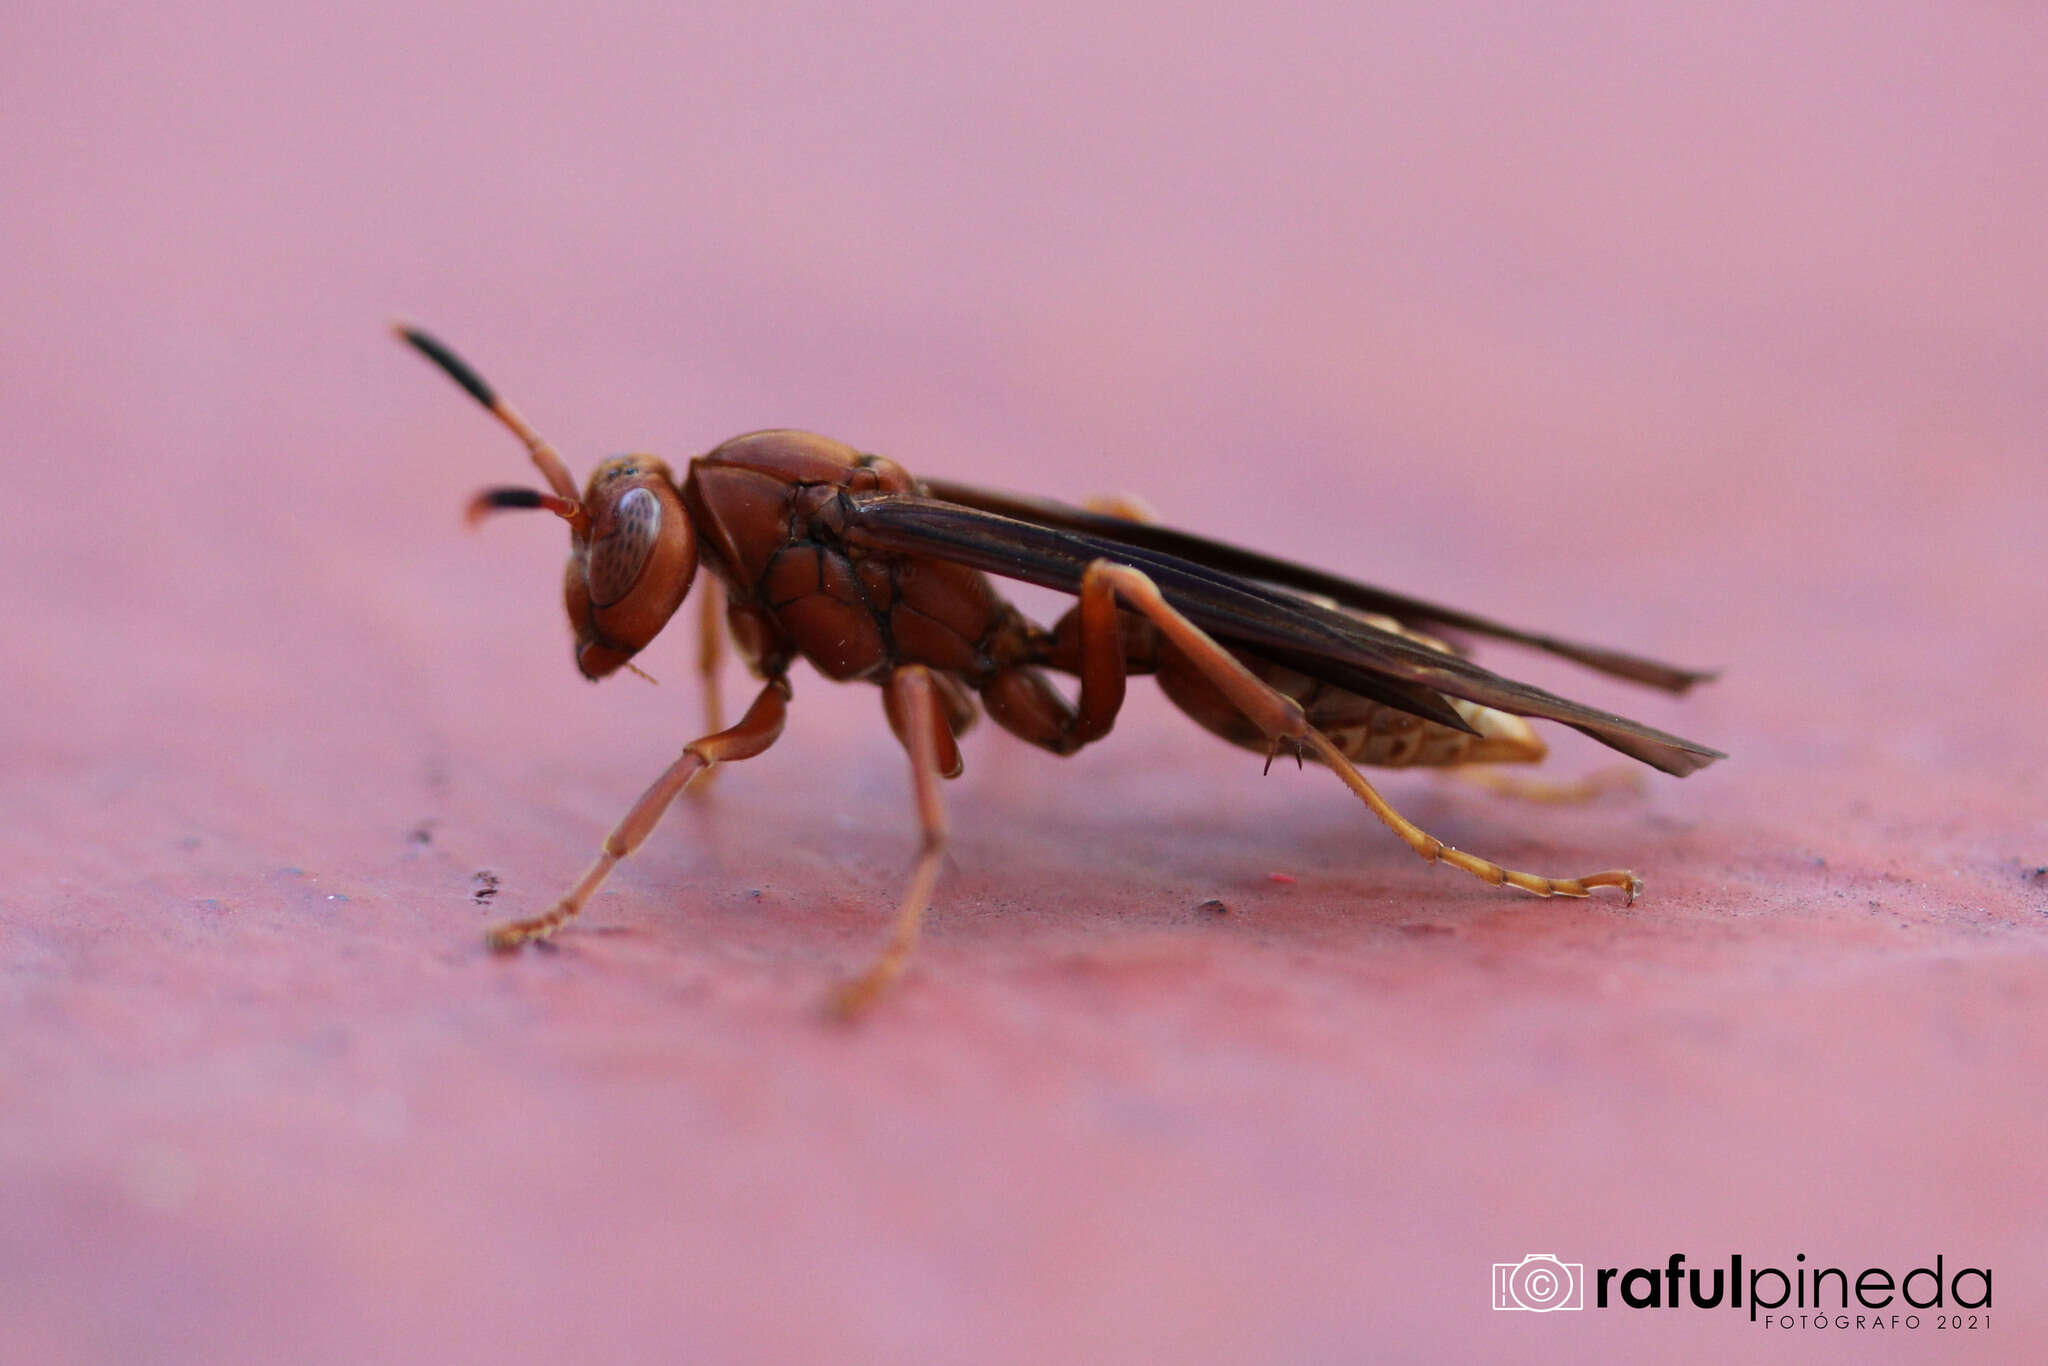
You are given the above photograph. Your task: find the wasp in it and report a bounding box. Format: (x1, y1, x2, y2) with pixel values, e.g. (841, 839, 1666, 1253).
(396, 326, 1724, 1015)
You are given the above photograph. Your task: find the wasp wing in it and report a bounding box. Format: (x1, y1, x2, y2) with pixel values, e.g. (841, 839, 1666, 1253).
(921, 480, 1715, 694)
(845, 491, 1725, 777)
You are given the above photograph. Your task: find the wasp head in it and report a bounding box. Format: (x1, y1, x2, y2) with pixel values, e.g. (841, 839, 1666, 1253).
(399, 325, 699, 680)
(555, 456, 697, 679)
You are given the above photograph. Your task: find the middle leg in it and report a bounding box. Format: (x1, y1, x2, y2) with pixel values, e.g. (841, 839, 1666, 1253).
(828, 665, 954, 1018)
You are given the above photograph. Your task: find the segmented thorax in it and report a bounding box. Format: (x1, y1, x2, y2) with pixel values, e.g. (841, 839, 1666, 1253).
(681, 431, 1021, 685)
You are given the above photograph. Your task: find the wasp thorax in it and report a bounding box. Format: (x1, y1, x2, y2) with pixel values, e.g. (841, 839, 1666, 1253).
(565, 456, 697, 679)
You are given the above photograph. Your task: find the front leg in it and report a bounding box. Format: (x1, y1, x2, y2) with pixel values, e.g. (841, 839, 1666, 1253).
(488, 677, 791, 950)
(686, 586, 730, 800)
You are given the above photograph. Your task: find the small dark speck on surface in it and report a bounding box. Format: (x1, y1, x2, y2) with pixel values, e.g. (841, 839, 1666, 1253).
(471, 871, 500, 904)
(407, 823, 434, 846)
(747, 888, 763, 899)
(1195, 898, 1230, 915)
(530, 939, 559, 954)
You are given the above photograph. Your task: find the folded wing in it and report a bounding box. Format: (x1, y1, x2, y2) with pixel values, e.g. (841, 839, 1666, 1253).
(845, 490, 1725, 777)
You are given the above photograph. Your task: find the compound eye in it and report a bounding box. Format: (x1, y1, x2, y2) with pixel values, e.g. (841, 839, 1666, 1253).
(585, 486, 661, 607)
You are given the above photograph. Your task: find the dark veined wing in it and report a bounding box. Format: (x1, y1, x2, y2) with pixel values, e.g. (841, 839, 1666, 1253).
(843, 491, 1725, 777)
(922, 479, 1715, 694)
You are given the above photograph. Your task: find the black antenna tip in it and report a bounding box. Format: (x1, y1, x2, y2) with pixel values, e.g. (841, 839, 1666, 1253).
(477, 486, 550, 511)
(394, 322, 498, 409)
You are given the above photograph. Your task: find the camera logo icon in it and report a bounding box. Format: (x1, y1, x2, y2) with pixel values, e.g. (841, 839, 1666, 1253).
(1492, 1254, 1584, 1311)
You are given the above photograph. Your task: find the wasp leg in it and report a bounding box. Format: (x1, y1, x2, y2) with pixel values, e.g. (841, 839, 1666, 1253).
(1081, 491, 1161, 523)
(698, 587, 727, 736)
(1081, 561, 1642, 903)
(487, 677, 791, 951)
(687, 588, 729, 800)
(981, 545, 1135, 755)
(1444, 764, 1645, 804)
(829, 666, 952, 1017)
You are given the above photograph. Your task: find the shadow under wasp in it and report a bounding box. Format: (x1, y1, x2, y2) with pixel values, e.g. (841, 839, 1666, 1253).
(396, 325, 1724, 1015)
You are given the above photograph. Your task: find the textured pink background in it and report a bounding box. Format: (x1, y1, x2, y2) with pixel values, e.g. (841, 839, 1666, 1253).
(4, 2, 2044, 1361)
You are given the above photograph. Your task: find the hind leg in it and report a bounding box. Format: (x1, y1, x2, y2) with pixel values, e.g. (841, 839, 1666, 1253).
(1075, 562, 1641, 902)
(1444, 765, 1645, 804)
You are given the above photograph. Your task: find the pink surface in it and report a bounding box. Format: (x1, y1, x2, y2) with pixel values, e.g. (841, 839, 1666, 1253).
(4, 3, 2044, 1361)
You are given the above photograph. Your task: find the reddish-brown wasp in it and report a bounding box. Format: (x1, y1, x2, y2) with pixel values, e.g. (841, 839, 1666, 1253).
(397, 326, 1723, 1015)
